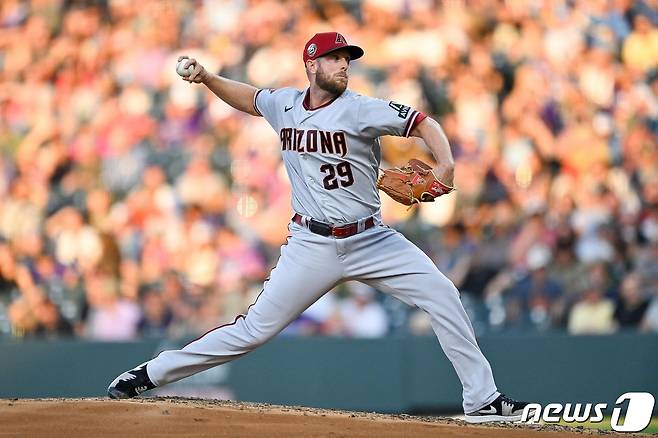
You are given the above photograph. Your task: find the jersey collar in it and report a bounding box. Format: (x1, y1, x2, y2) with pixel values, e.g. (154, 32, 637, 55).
(302, 88, 343, 111)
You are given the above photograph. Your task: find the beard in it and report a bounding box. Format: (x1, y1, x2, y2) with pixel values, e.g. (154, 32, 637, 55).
(316, 65, 348, 95)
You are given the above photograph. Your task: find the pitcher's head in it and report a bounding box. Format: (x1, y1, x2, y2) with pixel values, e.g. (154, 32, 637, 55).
(303, 32, 363, 94)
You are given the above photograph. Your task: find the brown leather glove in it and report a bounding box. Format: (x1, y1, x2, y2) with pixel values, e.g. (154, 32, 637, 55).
(377, 159, 454, 206)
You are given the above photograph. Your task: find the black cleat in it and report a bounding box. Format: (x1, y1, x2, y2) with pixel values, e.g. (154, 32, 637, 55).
(107, 362, 156, 399)
(465, 394, 529, 423)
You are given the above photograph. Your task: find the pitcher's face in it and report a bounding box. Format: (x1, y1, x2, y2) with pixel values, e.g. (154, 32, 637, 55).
(315, 49, 350, 95)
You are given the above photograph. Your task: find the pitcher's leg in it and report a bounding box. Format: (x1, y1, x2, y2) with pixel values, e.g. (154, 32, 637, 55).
(348, 227, 498, 413)
(140, 226, 342, 388)
(369, 274, 498, 413)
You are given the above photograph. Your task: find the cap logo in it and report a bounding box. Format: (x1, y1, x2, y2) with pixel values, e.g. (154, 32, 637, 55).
(335, 33, 346, 44)
(307, 43, 317, 57)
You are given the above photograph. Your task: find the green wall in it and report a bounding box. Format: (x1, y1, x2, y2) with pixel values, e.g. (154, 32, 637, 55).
(1, 334, 656, 413)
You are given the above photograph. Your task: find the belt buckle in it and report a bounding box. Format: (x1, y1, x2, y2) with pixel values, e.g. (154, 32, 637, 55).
(332, 224, 352, 238)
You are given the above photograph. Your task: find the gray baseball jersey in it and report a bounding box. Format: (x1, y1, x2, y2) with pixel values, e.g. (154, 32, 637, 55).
(253, 88, 426, 224)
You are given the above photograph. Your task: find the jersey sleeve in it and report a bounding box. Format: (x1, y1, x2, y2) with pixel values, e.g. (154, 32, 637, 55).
(253, 88, 285, 125)
(357, 96, 427, 138)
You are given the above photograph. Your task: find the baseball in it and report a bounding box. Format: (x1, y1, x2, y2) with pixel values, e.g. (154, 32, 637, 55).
(176, 59, 194, 77)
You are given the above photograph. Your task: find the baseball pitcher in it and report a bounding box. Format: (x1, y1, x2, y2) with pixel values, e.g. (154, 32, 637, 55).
(108, 32, 528, 423)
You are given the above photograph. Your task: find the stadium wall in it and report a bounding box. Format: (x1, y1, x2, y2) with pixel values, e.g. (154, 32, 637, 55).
(1, 334, 656, 413)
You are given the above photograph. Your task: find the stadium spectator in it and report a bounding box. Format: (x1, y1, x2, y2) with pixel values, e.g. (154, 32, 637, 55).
(338, 283, 389, 338)
(567, 285, 616, 335)
(33, 295, 73, 338)
(613, 272, 650, 329)
(137, 285, 173, 338)
(84, 272, 141, 341)
(501, 244, 564, 330)
(641, 291, 658, 333)
(622, 13, 658, 72)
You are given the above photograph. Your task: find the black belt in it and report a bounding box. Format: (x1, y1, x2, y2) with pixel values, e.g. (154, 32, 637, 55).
(292, 213, 375, 238)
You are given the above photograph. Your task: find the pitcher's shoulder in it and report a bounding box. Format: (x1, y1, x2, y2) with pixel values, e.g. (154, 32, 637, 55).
(342, 90, 386, 109)
(342, 89, 370, 102)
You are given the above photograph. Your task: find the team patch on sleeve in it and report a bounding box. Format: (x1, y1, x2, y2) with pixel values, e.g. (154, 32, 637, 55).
(388, 101, 411, 119)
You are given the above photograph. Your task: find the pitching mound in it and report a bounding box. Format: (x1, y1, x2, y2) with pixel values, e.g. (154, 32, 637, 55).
(0, 398, 627, 437)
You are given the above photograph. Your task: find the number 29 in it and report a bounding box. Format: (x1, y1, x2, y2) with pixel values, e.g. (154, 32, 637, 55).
(320, 161, 354, 190)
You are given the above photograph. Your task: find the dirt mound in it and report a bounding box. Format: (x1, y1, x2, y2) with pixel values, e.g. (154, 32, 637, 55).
(0, 398, 627, 437)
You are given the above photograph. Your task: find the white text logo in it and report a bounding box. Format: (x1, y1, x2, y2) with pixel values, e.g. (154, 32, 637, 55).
(610, 392, 655, 432)
(521, 392, 655, 433)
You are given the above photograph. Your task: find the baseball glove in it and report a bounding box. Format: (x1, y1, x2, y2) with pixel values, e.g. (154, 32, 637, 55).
(377, 159, 454, 206)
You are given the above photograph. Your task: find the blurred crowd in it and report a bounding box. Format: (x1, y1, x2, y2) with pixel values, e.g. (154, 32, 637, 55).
(1, 0, 658, 341)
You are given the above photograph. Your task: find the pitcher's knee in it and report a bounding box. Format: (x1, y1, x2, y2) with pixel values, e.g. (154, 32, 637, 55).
(242, 318, 277, 348)
(448, 284, 461, 298)
(425, 273, 460, 297)
(419, 279, 462, 307)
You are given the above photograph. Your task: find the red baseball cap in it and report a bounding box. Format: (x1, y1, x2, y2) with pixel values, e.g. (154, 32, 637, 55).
(303, 32, 364, 63)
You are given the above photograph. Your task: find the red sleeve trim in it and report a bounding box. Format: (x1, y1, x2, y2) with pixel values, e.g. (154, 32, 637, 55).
(253, 89, 263, 116)
(406, 111, 427, 137)
(403, 111, 417, 137)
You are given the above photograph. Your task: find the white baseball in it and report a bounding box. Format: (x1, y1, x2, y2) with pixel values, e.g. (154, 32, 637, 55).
(176, 59, 194, 77)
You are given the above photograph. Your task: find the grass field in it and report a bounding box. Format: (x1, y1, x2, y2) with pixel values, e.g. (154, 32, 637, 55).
(558, 416, 658, 434)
